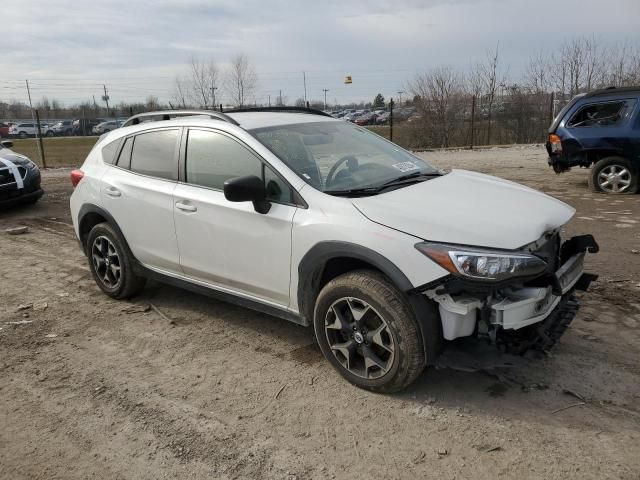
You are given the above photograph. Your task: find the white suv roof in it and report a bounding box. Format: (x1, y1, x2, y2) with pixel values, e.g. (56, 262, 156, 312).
(227, 112, 336, 129)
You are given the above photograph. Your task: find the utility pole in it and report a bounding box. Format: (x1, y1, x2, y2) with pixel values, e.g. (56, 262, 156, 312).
(210, 85, 218, 110)
(25, 80, 44, 168)
(303, 72, 307, 103)
(102, 85, 111, 118)
(268, 94, 271, 107)
(322, 89, 330, 110)
(279, 89, 282, 106)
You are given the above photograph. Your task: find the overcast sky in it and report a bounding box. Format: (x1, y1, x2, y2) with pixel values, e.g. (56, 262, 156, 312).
(2, 0, 639, 107)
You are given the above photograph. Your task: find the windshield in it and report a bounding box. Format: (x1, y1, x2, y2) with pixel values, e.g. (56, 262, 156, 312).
(250, 121, 438, 194)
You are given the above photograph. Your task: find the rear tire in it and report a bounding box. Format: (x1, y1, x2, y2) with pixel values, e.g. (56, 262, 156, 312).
(589, 157, 638, 194)
(19, 131, 27, 139)
(86, 222, 146, 299)
(313, 270, 427, 393)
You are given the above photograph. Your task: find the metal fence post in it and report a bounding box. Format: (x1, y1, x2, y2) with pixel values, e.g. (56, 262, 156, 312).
(389, 98, 394, 142)
(470, 95, 476, 150)
(34, 109, 47, 168)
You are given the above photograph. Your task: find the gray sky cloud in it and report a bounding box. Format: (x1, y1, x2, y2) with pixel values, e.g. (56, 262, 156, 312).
(2, 0, 639, 106)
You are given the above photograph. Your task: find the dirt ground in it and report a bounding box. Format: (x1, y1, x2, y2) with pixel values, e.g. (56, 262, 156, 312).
(1, 145, 639, 480)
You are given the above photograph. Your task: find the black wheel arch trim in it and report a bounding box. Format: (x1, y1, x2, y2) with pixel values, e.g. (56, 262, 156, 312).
(298, 241, 442, 364)
(77, 203, 130, 256)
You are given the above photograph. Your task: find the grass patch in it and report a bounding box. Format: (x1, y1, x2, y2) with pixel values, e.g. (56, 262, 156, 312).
(9, 137, 98, 168)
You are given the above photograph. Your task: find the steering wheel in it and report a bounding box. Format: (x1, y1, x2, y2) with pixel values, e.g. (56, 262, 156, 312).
(326, 155, 359, 187)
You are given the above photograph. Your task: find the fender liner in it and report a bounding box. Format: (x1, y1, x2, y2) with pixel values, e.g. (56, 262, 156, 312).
(298, 241, 442, 364)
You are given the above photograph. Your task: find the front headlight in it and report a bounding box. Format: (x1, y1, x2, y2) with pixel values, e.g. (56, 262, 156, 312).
(415, 242, 547, 282)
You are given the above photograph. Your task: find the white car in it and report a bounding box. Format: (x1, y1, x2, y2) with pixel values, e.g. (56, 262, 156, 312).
(92, 120, 122, 135)
(69, 108, 598, 392)
(8, 122, 53, 138)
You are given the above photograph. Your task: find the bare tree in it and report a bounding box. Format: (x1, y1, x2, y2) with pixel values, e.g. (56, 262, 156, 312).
(583, 36, 606, 90)
(225, 53, 257, 107)
(172, 75, 190, 108)
(606, 41, 640, 87)
(188, 56, 219, 108)
(145, 95, 160, 110)
(473, 43, 504, 144)
(408, 66, 464, 148)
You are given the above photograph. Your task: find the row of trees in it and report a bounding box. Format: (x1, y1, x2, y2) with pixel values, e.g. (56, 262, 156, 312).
(406, 37, 640, 148)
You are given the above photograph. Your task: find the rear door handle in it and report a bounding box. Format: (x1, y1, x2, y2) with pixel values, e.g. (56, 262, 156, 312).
(175, 201, 197, 212)
(105, 186, 121, 197)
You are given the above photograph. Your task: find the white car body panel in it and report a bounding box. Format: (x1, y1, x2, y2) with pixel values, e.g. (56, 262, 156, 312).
(352, 169, 575, 249)
(287, 185, 450, 313)
(173, 183, 296, 306)
(100, 167, 180, 272)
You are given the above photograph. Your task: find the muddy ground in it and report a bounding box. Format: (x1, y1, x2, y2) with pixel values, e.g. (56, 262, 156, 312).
(1, 145, 639, 479)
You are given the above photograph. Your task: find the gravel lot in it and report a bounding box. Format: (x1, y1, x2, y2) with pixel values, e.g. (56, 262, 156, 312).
(1, 145, 639, 479)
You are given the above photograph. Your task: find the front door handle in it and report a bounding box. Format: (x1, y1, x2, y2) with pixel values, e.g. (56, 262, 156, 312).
(105, 186, 121, 197)
(175, 202, 197, 212)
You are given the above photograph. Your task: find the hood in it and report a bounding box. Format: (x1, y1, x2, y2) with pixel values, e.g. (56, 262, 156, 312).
(0, 148, 35, 167)
(352, 169, 575, 250)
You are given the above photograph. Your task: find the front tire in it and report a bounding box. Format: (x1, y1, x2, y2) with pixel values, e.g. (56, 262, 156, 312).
(314, 270, 426, 393)
(589, 157, 638, 194)
(86, 222, 146, 299)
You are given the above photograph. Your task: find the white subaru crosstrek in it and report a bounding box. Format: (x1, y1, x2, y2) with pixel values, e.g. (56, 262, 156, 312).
(70, 108, 599, 392)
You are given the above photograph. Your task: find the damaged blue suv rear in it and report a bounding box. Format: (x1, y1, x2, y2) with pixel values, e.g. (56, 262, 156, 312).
(546, 86, 640, 194)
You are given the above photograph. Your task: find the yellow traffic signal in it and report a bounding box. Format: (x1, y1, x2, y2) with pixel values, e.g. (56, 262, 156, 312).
(344, 76, 352, 84)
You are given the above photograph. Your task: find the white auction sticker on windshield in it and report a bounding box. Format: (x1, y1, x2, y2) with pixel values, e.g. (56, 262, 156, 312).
(391, 161, 420, 172)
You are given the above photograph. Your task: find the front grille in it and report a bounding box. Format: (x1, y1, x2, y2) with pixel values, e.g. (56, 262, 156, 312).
(0, 165, 26, 187)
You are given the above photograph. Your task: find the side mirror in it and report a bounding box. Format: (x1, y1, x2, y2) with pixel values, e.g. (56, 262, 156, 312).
(223, 175, 271, 214)
(1, 140, 13, 148)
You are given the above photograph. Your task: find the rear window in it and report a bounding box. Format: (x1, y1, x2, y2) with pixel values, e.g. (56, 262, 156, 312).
(129, 129, 179, 180)
(101, 139, 121, 165)
(567, 100, 636, 127)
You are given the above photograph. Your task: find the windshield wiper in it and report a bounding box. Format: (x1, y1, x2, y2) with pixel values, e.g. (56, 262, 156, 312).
(379, 171, 440, 188)
(325, 172, 441, 197)
(324, 186, 381, 197)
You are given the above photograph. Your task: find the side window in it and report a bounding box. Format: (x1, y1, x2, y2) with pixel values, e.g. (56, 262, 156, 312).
(567, 100, 634, 127)
(101, 138, 121, 165)
(130, 129, 179, 180)
(116, 137, 133, 170)
(185, 129, 262, 190)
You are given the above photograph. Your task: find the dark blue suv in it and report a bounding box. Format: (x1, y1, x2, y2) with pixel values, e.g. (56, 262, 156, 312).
(546, 87, 640, 194)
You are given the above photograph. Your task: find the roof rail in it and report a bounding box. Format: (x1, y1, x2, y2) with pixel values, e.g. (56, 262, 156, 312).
(122, 109, 239, 128)
(584, 86, 640, 98)
(224, 106, 334, 118)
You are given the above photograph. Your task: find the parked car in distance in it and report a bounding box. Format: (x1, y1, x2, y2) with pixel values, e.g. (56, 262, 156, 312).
(92, 120, 121, 134)
(51, 120, 74, 136)
(72, 118, 104, 136)
(70, 108, 598, 393)
(546, 86, 640, 194)
(375, 112, 391, 124)
(354, 112, 376, 126)
(0, 139, 43, 206)
(7, 122, 52, 138)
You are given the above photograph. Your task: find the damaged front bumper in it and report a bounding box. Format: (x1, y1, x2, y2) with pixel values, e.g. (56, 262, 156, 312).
(424, 235, 599, 354)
